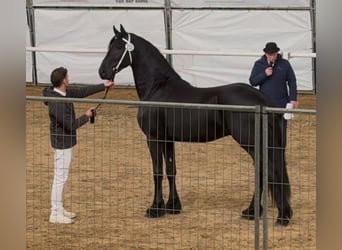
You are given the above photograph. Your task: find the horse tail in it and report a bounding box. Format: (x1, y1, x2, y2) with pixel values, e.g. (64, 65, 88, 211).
(266, 113, 291, 207)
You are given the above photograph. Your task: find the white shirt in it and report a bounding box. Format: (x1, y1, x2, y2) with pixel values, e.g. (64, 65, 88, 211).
(53, 88, 66, 97)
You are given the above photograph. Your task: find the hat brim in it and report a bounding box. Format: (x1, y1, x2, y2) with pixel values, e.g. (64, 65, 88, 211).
(263, 47, 280, 54)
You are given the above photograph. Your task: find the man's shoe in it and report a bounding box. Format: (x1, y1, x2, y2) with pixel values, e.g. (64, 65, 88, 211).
(49, 213, 74, 224)
(63, 210, 76, 219)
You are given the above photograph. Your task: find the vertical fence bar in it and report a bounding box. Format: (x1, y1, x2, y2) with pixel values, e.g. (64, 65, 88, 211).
(262, 107, 268, 250)
(26, 4, 38, 86)
(254, 106, 261, 250)
(163, 0, 173, 66)
(310, 0, 317, 93)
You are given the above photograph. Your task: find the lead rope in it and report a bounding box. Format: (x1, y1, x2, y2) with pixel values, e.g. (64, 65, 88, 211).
(90, 74, 114, 124)
(90, 34, 134, 123)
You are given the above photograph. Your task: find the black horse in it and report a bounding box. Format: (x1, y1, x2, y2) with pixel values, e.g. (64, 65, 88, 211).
(99, 25, 293, 226)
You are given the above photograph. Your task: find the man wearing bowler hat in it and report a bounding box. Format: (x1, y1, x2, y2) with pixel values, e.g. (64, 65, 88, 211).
(249, 42, 298, 148)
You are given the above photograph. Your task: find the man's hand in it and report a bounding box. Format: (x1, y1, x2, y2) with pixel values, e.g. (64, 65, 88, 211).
(104, 80, 114, 88)
(85, 107, 95, 118)
(290, 100, 299, 109)
(265, 67, 273, 76)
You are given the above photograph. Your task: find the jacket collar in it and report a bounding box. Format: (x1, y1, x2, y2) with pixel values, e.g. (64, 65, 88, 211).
(53, 87, 66, 96)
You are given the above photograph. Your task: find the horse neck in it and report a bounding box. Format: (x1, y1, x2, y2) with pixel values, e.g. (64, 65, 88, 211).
(131, 37, 178, 100)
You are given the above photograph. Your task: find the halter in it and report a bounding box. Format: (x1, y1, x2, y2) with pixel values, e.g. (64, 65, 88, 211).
(112, 33, 135, 77)
(91, 33, 135, 123)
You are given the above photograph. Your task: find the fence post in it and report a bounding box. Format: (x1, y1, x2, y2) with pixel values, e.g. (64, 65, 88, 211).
(254, 105, 261, 250)
(262, 107, 268, 249)
(27, 4, 38, 86)
(164, 0, 173, 66)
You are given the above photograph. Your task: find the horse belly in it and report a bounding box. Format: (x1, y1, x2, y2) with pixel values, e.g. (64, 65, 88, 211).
(165, 109, 227, 142)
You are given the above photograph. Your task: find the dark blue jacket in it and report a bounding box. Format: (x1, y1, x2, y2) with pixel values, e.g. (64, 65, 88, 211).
(249, 54, 297, 108)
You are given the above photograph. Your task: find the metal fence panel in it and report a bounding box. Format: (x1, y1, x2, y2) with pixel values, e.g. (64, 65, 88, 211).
(27, 97, 260, 249)
(263, 107, 316, 249)
(26, 96, 316, 249)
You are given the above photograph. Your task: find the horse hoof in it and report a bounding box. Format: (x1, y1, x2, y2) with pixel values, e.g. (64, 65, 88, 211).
(276, 207, 293, 226)
(166, 208, 181, 215)
(145, 207, 166, 218)
(241, 213, 255, 220)
(166, 200, 182, 215)
(275, 217, 291, 227)
(241, 207, 263, 220)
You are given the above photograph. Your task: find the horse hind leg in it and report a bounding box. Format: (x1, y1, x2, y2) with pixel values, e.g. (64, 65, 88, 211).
(269, 150, 293, 226)
(273, 183, 293, 226)
(163, 142, 182, 214)
(228, 113, 263, 220)
(240, 146, 263, 220)
(145, 140, 166, 218)
(241, 181, 263, 220)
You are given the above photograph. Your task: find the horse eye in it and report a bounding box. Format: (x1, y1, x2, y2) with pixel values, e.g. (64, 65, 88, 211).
(115, 43, 124, 49)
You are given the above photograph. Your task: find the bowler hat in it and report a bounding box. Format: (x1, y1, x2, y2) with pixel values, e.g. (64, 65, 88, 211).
(263, 42, 280, 54)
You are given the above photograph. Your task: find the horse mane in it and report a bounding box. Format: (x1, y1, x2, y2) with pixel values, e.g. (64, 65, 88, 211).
(131, 33, 180, 81)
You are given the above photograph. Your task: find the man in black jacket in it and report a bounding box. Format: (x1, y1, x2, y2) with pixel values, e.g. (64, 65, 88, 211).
(43, 67, 114, 224)
(249, 42, 298, 147)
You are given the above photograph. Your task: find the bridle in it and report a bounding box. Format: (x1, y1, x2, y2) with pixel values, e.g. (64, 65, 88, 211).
(112, 33, 134, 75)
(91, 33, 135, 123)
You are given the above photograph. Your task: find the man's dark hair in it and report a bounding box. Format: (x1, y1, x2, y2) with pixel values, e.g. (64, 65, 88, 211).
(50, 67, 67, 87)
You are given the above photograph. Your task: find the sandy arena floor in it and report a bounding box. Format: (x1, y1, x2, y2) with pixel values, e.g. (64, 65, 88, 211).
(26, 86, 316, 249)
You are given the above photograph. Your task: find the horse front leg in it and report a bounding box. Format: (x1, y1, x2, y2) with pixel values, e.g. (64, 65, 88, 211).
(163, 142, 182, 214)
(145, 139, 166, 218)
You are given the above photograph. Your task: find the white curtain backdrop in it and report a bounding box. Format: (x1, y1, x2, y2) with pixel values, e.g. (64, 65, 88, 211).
(33, 0, 310, 8)
(171, 0, 310, 8)
(172, 10, 313, 90)
(29, 6, 314, 90)
(34, 9, 166, 85)
(32, 0, 164, 7)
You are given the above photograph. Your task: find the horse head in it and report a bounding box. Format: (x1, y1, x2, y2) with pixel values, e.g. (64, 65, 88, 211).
(99, 24, 134, 80)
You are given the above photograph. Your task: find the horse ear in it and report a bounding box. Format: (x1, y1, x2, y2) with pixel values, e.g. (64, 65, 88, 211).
(113, 25, 120, 37)
(120, 24, 128, 36)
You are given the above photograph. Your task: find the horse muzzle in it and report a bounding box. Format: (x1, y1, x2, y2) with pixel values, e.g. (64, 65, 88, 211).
(99, 68, 115, 81)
